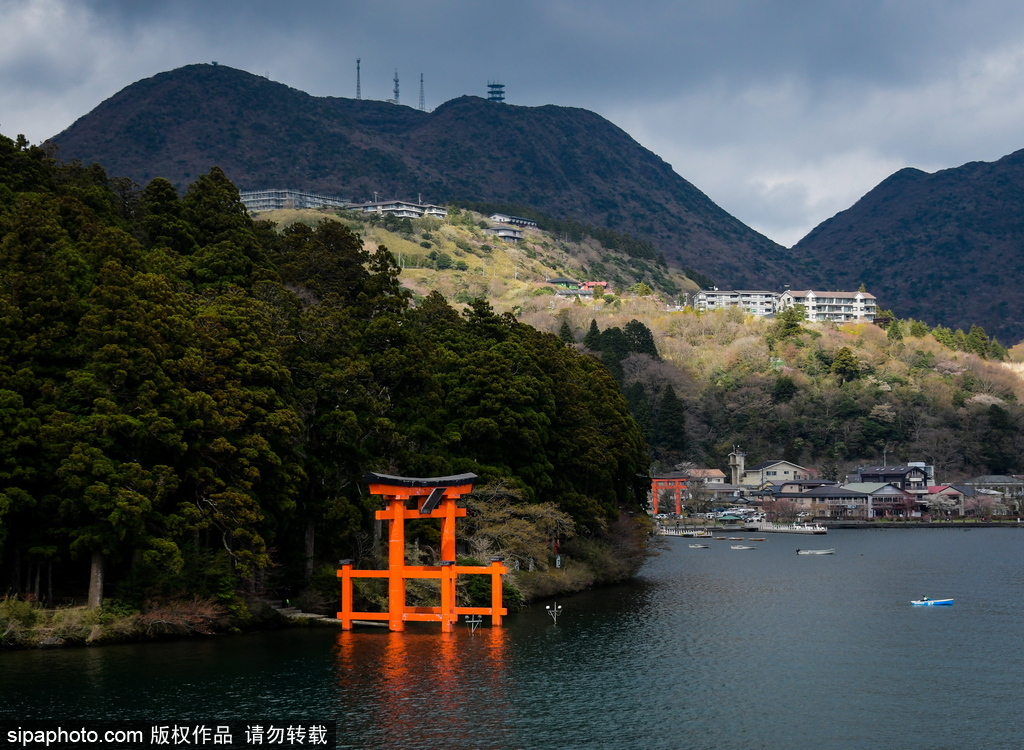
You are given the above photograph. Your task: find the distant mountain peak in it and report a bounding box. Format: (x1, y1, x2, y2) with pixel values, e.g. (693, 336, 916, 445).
(793, 150, 1024, 342)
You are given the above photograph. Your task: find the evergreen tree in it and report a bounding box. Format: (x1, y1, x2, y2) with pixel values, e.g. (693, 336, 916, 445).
(624, 319, 659, 359)
(966, 325, 990, 357)
(952, 328, 969, 351)
(653, 384, 687, 454)
(831, 347, 860, 382)
(598, 326, 628, 382)
(558, 319, 574, 345)
(583, 319, 601, 349)
(773, 305, 805, 340)
(931, 325, 954, 347)
(624, 382, 654, 441)
(908, 320, 930, 338)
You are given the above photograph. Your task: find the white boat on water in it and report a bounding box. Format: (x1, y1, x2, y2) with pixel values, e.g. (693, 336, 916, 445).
(730, 544, 756, 550)
(688, 543, 711, 549)
(911, 598, 954, 606)
(797, 548, 835, 555)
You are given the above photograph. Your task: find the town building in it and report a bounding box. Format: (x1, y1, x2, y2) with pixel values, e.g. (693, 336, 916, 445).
(959, 475, 1024, 510)
(484, 225, 524, 242)
(691, 289, 778, 317)
(729, 449, 812, 486)
(546, 277, 580, 290)
(240, 189, 350, 213)
(842, 482, 915, 517)
(778, 290, 877, 322)
(352, 199, 448, 219)
(851, 464, 933, 496)
(489, 213, 538, 228)
(769, 486, 870, 519)
(923, 485, 971, 517)
(689, 468, 727, 484)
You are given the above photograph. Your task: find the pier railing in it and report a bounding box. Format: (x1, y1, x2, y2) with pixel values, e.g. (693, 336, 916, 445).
(752, 520, 827, 533)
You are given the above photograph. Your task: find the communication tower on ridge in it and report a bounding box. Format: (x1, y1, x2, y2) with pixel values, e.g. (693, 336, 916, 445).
(356, 58, 361, 100)
(392, 69, 400, 104)
(487, 81, 505, 103)
(419, 73, 425, 111)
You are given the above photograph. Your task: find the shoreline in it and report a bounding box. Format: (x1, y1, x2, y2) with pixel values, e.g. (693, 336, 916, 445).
(822, 520, 1024, 529)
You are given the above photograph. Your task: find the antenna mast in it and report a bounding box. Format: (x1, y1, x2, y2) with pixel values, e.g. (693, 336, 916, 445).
(393, 68, 400, 105)
(419, 73, 425, 111)
(356, 58, 361, 100)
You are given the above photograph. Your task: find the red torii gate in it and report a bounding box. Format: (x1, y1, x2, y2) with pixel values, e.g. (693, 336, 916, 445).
(337, 472, 508, 632)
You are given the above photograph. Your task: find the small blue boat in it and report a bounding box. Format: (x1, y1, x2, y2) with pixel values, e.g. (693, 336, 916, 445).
(911, 598, 953, 606)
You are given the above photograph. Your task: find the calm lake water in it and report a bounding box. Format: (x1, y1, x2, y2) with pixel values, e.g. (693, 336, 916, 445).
(2, 528, 1023, 750)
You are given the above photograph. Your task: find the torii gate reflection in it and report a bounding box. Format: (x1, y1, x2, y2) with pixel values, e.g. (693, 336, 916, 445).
(337, 472, 508, 632)
(335, 628, 510, 748)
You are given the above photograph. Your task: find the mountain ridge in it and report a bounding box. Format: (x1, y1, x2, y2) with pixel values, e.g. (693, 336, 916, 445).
(49, 63, 794, 289)
(793, 148, 1024, 342)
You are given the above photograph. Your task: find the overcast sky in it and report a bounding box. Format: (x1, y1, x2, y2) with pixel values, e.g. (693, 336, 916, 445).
(6, 0, 1024, 246)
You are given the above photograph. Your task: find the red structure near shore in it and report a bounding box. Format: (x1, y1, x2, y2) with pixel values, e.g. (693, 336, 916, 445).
(651, 472, 689, 515)
(337, 472, 508, 632)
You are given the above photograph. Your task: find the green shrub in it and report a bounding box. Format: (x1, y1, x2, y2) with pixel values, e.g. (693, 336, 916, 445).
(0, 597, 39, 646)
(45, 607, 101, 645)
(0, 596, 38, 627)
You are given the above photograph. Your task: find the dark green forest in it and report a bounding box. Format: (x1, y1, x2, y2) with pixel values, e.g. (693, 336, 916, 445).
(0, 134, 649, 615)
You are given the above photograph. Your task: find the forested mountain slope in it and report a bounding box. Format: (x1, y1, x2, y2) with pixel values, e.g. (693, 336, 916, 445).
(792, 149, 1024, 343)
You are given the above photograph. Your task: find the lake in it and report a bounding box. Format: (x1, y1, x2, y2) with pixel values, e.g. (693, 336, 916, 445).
(2, 528, 1022, 749)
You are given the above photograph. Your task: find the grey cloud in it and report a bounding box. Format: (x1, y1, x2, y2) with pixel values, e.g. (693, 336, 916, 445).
(8, 0, 1024, 244)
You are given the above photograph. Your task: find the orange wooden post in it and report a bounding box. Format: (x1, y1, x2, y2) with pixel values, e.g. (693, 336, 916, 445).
(439, 560, 456, 632)
(675, 477, 687, 516)
(440, 496, 457, 562)
(337, 560, 354, 630)
(490, 556, 504, 626)
(386, 496, 407, 632)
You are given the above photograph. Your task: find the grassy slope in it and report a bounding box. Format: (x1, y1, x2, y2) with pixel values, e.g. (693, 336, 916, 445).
(256, 206, 697, 313)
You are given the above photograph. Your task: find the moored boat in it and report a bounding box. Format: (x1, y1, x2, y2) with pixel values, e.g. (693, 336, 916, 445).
(688, 543, 711, 549)
(911, 598, 954, 606)
(730, 544, 756, 550)
(796, 548, 835, 555)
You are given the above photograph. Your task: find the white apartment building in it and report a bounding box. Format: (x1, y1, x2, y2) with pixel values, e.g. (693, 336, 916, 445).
(353, 200, 448, 219)
(778, 290, 877, 322)
(240, 189, 350, 213)
(691, 289, 779, 317)
(489, 212, 538, 228)
(484, 225, 523, 242)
